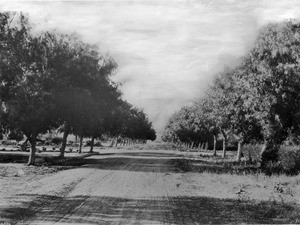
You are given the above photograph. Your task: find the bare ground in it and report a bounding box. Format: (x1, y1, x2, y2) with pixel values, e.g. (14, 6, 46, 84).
(0, 145, 300, 224)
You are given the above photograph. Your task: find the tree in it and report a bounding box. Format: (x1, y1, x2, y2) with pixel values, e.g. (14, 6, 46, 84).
(0, 12, 60, 165)
(240, 21, 300, 164)
(0, 13, 123, 164)
(126, 107, 156, 142)
(41, 31, 119, 157)
(106, 100, 156, 145)
(162, 104, 210, 149)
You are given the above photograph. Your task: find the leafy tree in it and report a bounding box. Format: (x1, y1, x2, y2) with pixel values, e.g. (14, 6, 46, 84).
(162, 105, 210, 149)
(41, 32, 118, 157)
(0, 12, 59, 165)
(127, 107, 156, 141)
(106, 100, 156, 145)
(0, 13, 125, 163)
(240, 21, 300, 164)
(164, 20, 300, 166)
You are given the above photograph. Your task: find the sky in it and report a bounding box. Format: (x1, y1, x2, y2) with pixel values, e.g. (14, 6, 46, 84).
(1, 0, 300, 136)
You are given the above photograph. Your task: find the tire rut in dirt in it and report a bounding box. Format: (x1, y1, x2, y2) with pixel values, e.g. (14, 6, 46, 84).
(8, 152, 191, 224)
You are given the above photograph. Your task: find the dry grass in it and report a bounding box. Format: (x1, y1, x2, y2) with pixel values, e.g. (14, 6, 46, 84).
(170, 157, 300, 223)
(172, 156, 300, 203)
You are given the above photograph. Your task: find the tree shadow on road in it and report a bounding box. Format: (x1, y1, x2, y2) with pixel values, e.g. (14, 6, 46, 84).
(80, 153, 227, 174)
(1, 194, 299, 224)
(81, 156, 178, 173)
(0, 151, 260, 175)
(38, 151, 231, 174)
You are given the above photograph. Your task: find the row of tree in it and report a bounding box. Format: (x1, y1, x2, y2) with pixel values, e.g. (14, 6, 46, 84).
(0, 12, 156, 165)
(163, 20, 300, 165)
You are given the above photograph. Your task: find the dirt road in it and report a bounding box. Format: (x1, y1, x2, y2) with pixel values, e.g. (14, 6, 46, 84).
(1, 151, 195, 224)
(1, 149, 299, 224)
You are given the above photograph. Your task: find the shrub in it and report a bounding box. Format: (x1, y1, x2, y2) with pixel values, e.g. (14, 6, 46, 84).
(243, 144, 262, 163)
(278, 146, 300, 175)
(51, 137, 63, 145)
(84, 140, 92, 146)
(8, 130, 24, 141)
(261, 145, 300, 175)
(84, 140, 102, 147)
(94, 141, 102, 147)
(262, 161, 282, 176)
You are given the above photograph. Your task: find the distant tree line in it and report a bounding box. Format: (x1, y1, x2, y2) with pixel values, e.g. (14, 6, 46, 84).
(0, 12, 156, 165)
(163, 20, 300, 166)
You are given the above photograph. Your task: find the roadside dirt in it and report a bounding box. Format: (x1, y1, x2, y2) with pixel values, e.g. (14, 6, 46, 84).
(0, 147, 300, 224)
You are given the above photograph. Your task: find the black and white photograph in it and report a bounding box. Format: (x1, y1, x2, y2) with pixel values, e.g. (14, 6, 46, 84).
(0, 0, 300, 224)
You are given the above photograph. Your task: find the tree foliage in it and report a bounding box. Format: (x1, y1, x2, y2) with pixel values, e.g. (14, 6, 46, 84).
(0, 12, 156, 164)
(163, 20, 300, 164)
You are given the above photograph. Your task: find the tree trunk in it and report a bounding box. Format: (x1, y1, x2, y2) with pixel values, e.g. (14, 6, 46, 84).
(221, 130, 227, 158)
(213, 135, 217, 156)
(222, 137, 227, 158)
(115, 136, 119, 147)
(27, 135, 37, 166)
(89, 136, 95, 153)
(248, 151, 252, 163)
(78, 135, 83, 153)
(260, 139, 267, 156)
(110, 138, 114, 147)
(236, 140, 243, 162)
(59, 126, 70, 158)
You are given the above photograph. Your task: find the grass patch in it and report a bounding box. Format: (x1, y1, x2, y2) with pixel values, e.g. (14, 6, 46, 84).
(172, 157, 262, 175)
(0, 153, 41, 164)
(0, 152, 96, 177)
(0, 151, 96, 166)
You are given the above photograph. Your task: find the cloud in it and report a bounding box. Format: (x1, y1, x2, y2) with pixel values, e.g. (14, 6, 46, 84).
(1, 0, 300, 135)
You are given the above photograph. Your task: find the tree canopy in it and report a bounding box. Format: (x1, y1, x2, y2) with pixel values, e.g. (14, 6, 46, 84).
(163, 20, 300, 164)
(0, 12, 156, 165)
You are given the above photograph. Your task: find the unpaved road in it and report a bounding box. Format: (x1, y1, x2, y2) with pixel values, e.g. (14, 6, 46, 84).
(2, 151, 194, 224)
(1, 149, 299, 224)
